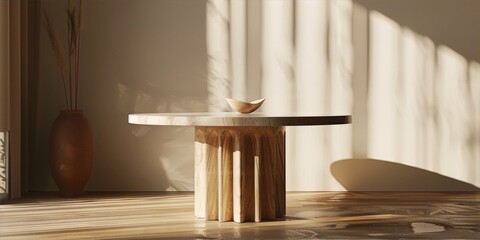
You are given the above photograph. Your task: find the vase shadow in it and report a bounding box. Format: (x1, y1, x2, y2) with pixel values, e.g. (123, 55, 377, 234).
(330, 158, 480, 191)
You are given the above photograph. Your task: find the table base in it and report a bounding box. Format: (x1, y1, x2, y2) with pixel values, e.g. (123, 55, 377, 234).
(194, 126, 286, 222)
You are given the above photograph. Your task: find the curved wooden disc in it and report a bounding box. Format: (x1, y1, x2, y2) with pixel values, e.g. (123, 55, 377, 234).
(128, 113, 351, 127)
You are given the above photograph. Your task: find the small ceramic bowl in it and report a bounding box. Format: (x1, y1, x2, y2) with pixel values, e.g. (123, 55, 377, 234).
(226, 98, 265, 114)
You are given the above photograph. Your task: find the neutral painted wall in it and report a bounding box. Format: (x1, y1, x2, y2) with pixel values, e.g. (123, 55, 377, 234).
(30, 0, 480, 191)
(31, 0, 208, 191)
(355, 0, 480, 63)
(355, 0, 480, 187)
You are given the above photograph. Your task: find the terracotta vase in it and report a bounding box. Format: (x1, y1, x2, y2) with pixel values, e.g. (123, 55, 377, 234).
(49, 110, 93, 197)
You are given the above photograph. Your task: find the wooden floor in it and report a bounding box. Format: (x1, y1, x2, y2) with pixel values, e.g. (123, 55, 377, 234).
(0, 192, 479, 239)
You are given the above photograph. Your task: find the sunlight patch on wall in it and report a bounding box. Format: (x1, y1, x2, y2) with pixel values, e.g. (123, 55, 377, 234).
(260, 0, 353, 190)
(289, 0, 353, 190)
(206, 0, 231, 112)
(261, 0, 294, 114)
(204, 0, 354, 190)
(292, 0, 329, 190)
(295, 0, 328, 114)
(230, 0, 247, 100)
(436, 46, 469, 179)
(328, 0, 353, 188)
(368, 11, 480, 186)
(368, 11, 401, 162)
(159, 139, 194, 191)
(119, 82, 205, 191)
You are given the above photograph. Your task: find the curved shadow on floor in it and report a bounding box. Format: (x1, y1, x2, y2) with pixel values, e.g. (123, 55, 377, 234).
(331, 159, 480, 191)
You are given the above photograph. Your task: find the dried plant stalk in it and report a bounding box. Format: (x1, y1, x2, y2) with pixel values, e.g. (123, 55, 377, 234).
(43, 0, 84, 110)
(75, 0, 83, 110)
(42, 11, 69, 109)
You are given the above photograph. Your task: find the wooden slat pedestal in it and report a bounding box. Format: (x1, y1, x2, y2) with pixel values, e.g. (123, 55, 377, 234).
(194, 126, 286, 222)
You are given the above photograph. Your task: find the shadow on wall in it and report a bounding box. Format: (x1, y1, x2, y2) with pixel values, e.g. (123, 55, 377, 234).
(331, 159, 480, 191)
(360, 1, 480, 187)
(354, 0, 480, 62)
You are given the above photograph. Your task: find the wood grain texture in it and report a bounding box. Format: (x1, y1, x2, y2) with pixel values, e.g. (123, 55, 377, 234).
(1, 192, 478, 239)
(205, 129, 218, 220)
(259, 131, 276, 220)
(219, 130, 233, 222)
(131, 112, 351, 223)
(195, 126, 286, 222)
(194, 127, 219, 220)
(226, 98, 265, 114)
(275, 130, 286, 218)
(194, 128, 205, 218)
(129, 112, 351, 127)
(233, 133, 242, 222)
(237, 132, 255, 222)
(254, 155, 261, 222)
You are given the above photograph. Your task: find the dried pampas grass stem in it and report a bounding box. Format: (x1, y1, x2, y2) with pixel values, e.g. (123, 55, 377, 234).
(43, 0, 84, 110)
(42, 11, 69, 109)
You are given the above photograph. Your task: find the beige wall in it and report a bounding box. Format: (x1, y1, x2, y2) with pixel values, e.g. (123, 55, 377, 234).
(355, 0, 480, 187)
(30, 0, 480, 191)
(355, 0, 480, 62)
(31, 0, 208, 191)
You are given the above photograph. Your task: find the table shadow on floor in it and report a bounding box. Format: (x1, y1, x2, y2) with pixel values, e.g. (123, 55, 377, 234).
(331, 158, 480, 191)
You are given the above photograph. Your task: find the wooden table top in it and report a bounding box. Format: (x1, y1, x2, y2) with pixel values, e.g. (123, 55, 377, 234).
(128, 112, 352, 127)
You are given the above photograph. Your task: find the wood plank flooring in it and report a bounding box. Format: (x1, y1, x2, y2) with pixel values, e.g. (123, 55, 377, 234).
(0, 192, 479, 239)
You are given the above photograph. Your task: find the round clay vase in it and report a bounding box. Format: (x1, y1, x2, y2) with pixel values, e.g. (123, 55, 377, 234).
(49, 110, 93, 197)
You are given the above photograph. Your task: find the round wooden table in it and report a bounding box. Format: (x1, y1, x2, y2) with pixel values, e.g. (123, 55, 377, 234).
(128, 113, 351, 223)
